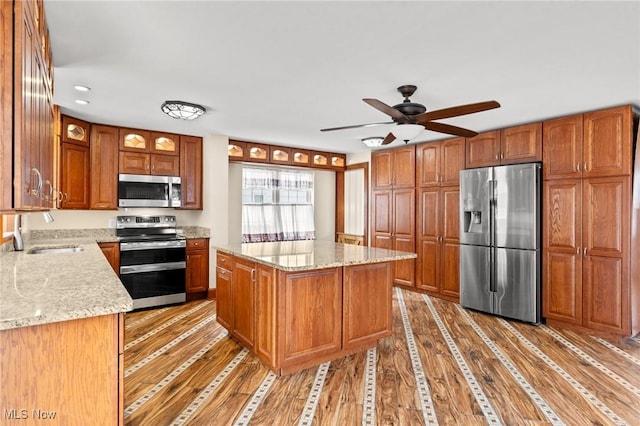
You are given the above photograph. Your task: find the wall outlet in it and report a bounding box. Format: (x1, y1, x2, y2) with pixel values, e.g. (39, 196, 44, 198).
(108, 219, 116, 228)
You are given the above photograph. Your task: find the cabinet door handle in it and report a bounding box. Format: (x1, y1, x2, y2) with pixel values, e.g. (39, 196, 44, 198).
(583, 247, 587, 257)
(500, 152, 504, 160)
(577, 247, 580, 255)
(583, 161, 588, 172)
(495, 154, 499, 160)
(251, 269, 256, 282)
(576, 163, 581, 172)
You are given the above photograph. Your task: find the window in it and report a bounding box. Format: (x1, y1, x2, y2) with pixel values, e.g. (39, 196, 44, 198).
(241, 167, 315, 243)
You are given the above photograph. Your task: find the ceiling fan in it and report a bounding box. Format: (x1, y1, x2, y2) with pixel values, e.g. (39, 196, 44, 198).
(321, 85, 500, 145)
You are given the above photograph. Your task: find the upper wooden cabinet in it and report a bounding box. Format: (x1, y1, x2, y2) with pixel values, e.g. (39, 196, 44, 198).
(543, 105, 633, 180)
(180, 135, 203, 210)
(228, 140, 247, 161)
(246, 142, 270, 163)
(2, 0, 54, 210)
(292, 149, 310, 166)
(270, 146, 291, 165)
(150, 132, 180, 155)
(61, 115, 90, 146)
(466, 123, 542, 169)
(59, 143, 90, 209)
(372, 145, 416, 189)
(226, 139, 344, 170)
(119, 128, 151, 152)
(416, 137, 465, 187)
(90, 125, 119, 209)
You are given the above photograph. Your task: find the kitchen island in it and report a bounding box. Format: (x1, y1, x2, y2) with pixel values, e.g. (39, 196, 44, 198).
(215, 240, 416, 375)
(0, 234, 133, 425)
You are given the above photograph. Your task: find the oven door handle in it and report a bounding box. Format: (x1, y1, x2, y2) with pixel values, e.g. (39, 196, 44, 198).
(120, 241, 186, 251)
(120, 261, 186, 275)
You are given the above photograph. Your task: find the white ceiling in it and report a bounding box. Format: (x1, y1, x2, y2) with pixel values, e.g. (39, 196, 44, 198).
(44, 1, 640, 154)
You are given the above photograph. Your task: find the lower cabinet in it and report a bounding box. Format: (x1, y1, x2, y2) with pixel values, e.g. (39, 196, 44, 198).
(0, 313, 125, 425)
(416, 186, 460, 302)
(215, 251, 393, 375)
(186, 238, 209, 301)
(98, 242, 120, 274)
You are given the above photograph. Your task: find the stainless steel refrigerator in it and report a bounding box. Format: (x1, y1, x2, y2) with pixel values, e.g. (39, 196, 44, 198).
(459, 163, 541, 324)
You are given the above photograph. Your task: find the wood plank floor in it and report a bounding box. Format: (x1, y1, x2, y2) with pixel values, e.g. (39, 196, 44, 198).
(123, 288, 640, 425)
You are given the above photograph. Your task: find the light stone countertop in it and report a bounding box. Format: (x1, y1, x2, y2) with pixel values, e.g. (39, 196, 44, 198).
(0, 235, 133, 331)
(215, 240, 417, 272)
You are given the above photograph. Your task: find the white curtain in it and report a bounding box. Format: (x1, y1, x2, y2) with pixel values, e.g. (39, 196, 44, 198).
(242, 167, 315, 243)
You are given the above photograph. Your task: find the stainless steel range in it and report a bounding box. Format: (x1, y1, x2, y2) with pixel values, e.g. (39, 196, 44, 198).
(116, 215, 186, 310)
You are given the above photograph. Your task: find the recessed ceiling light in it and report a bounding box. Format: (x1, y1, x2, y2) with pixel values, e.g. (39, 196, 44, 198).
(74, 99, 90, 105)
(74, 85, 91, 92)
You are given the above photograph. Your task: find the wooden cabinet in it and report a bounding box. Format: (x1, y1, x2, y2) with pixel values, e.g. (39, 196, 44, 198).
(119, 128, 180, 176)
(466, 123, 542, 169)
(372, 188, 415, 287)
(186, 238, 209, 300)
(416, 186, 460, 301)
(215, 251, 255, 349)
(371, 145, 415, 189)
(62, 115, 90, 145)
(543, 176, 631, 335)
(232, 257, 256, 350)
(59, 142, 90, 209)
(342, 262, 392, 349)
(215, 252, 234, 331)
(118, 151, 179, 176)
(0, 313, 124, 425)
(280, 267, 343, 366)
(217, 252, 395, 375)
(179, 135, 203, 209)
(90, 125, 119, 209)
(544, 106, 632, 180)
(150, 131, 180, 155)
(2, 0, 54, 210)
(98, 241, 120, 274)
(542, 104, 637, 337)
(417, 137, 465, 187)
(371, 145, 416, 287)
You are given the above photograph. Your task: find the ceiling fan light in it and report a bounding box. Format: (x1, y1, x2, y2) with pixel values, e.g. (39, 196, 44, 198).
(161, 100, 206, 120)
(361, 137, 385, 147)
(392, 124, 424, 142)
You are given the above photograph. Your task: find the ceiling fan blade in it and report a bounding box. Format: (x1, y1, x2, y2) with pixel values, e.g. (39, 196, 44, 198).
(416, 100, 500, 123)
(320, 121, 394, 132)
(424, 121, 478, 138)
(381, 133, 396, 145)
(363, 98, 409, 122)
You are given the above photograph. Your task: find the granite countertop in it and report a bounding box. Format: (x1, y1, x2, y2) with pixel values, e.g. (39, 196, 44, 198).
(215, 240, 417, 271)
(0, 235, 133, 331)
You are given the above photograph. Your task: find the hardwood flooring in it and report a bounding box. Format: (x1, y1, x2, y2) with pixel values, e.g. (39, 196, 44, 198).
(123, 288, 640, 425)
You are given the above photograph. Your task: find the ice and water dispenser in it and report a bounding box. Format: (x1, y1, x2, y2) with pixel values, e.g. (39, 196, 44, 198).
(463, 198, 483, 234)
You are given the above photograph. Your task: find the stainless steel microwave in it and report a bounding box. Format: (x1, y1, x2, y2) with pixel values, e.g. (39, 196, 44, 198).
(118, 174, 182, 208)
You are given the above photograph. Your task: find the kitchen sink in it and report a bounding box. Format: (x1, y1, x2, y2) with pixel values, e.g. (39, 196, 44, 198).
(27, 245, 84, 255)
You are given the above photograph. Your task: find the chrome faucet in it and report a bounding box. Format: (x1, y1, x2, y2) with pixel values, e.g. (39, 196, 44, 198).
(13, 214, 24, 251)
(12, 212, 54, 251)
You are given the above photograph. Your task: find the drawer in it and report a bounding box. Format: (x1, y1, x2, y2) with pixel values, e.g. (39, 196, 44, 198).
(187, 238, 208, 249)
(216, 252, 233, 270)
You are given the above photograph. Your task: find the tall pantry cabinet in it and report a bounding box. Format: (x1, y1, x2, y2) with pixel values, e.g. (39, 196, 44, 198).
(415, 137, 465, 301)
(543, 105, 639, 337)
(371, 146, 416, 287)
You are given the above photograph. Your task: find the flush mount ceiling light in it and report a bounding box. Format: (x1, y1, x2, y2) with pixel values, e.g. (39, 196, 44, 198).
(361, 136, 385, 147)
(74, 99, 90, 105)
(161, 100, 206, 120)
(73, 85, 91, 92)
